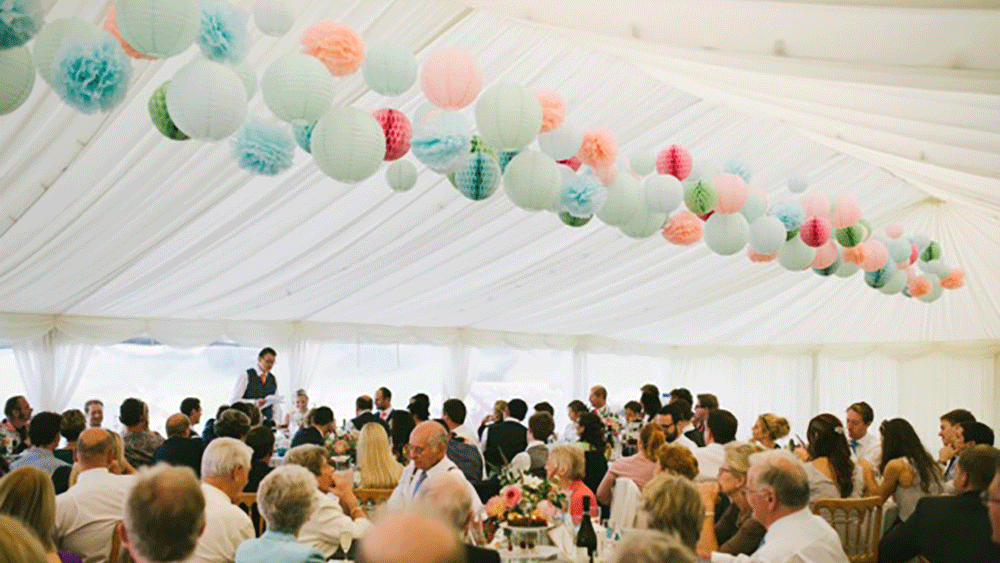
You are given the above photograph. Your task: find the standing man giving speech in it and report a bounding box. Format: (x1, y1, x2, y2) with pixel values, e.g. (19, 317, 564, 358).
(230, 347, 281, 425)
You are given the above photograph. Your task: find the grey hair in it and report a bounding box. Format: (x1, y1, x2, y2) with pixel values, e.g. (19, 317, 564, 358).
(415, 473, 473, 531)
(284, 444, 328, 476)
(201, 437, 252, 479)
(748, 449, 810, 508)
(257, 465, 317, 535)
(613, 530, 697, 563)
(124, 464, 205, 563)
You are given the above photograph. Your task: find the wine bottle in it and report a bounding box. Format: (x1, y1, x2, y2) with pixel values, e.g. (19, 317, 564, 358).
(575, 496, 597, 562)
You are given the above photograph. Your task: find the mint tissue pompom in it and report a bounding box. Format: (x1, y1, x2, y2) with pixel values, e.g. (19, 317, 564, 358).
(560, 173, 607, 218)
(231, 120, 295, 176)
(198, 0, 249, 64)
(52, 35, 133, 114)
(0, 0, 44, 49)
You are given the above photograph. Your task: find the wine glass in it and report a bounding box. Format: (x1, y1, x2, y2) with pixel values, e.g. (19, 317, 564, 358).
(339, 531, 352, 560)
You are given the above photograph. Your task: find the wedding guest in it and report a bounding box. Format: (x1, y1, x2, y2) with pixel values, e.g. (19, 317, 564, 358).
(55, 429, 135, 563)
(119, 465, 206, 563)
(802, 413, 876, 506)
(575, 412, 609, 495)
(668, 388, 694, 406)
(613, 529, 698, 563)
(68, 431, 135, 488)
(693, 394, 719, 442)
(374, 387, 395, 424)
(957, 421, 995, 449)
(673, 400, 705, 448)
(386, 422, 481, 512)
(416, 472, 502, 563)
(545, 445, 598, 526)
(83, 400, 102, 429)
(55, 410, 85, 464)
(442, 398, 480, 445)
(154, 414, 205, 477)
(281, 390, 310, 434)
(290, 406, 334, 448)
(597, 423, 664, 504)
(181, 398, 203, 438)
(189, 438, 255, 563)
(356, 511, 465, 563)
(201, 404, 229, 445)
(357, 422, 403, 489)
(589, 385, 614, 419)
(214, 408, 252, 441)
(639, 386, 661, 424)
(623, 401, 644, 425)
(751, 413, 790, 450)
(285, 445, 370, 557)
(229, 347, 279, 424)
(655, 403, 699, 451)
(481, 399, 528, 470)
(390, 410, 416, 464)
(1, 395, 31, 454)
(119, 398, 164, 469)
(352, 395, 387, 432)
(876, 418, 943, 522)
(11, 412, 70, 477)
(235, 465, 325, 563)
(0, 513, 49, 563)
(229, 403, 261, 429)
(243, 426, 275, 493)
(564, 400, 589, 442)
(408, 393, 431, 423)
(694, 442, 766, 558)
(640, 473, 703, 551)
(0, 466, 82, 563)
(938, 408, 976, 481)
(845, 402, 881, 469)
(533, 401, 555, 417)
(694, 409, 738, 481)
(655, 444, 699, 481)
(510, 412, 554, 478)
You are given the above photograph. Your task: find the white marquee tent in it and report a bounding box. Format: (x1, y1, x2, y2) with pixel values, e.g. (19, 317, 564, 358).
(1, 0, 997, 444)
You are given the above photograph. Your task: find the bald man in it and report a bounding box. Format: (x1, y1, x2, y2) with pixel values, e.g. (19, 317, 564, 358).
(154, 413, 205, 477)
(357, 512, 466, 563)
(386, 421, 482, 512)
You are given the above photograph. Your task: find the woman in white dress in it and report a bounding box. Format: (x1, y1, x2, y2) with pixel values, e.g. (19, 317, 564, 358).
(281, 389, 310, 436)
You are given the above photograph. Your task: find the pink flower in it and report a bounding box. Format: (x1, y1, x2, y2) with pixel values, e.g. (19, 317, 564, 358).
(503, 485, 523, 508)
(485, 496, 506, 518)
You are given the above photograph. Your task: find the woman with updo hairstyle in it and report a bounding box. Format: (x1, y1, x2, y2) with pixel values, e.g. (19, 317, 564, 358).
(596, 423, 664, 504)
(654, 444, 699, 481)
(751, 413, 790, 449)
(802, 413, 875, 505)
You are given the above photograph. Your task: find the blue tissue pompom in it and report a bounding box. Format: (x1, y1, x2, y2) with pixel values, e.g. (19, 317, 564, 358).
(231, 120, 295, 176)
(52, 36, 133, 114)
(199, 0, 249, 64)
(770, 200, 806, 232)
(498, 150, 518, 173)
(560, 173, 607, 218)
(411, 112, 471, 173)
(724, 159, 751, 182)
(294, 122, 316, 153)
(0, 0, 43, 49)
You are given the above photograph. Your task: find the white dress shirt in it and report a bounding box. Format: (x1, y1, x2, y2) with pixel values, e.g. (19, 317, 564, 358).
(710, 507, 849, 563)
(694, 442, 726, 481)
(849, 431, 881, 470)
(672, 433, 699, 453)
(510, 440, 547, 474)
(452, 424, 479, 446)
(184, 483, 254, 563)
(297, 490, 372, 558)
(229, 367, 278, 405)
(563, 422, 579, 443)
(55, 468, 135, 563)
(386, 456, 483, 512)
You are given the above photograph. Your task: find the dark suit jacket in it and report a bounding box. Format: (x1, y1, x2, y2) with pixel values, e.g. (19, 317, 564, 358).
(154, 436, 205, 477)
(879, 491, 1000, 563)
(244, 460, 273, 493)
(352, 411, 389, 432)
(465, 544, 501, 563)
(582, 449, 608, 500)
(481, 420, 527, 470)
(290, 426, 325, 448)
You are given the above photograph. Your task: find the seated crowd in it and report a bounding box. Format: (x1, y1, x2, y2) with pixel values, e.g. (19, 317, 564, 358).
(0, 385, 998, 563)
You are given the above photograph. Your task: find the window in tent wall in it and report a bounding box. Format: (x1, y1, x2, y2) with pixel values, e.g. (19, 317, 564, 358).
(585, 353, 667, 414)
(0, 347, 27, 406)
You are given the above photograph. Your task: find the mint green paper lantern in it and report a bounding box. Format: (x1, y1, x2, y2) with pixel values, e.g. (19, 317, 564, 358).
(596, 174, 644, 227)
(0, 46, 35, 116)
(704, 212, 749, 256)
(620, 207, 666, 239)
(538, 122, 582, 161)
(643, 174, 683, 214)
(918, 274, 943, 302)
(262, 53, 334, 125)
(879, 270, 907, 295)
(363, 41, 417, 96)
(32, 18, 99, 85)
(386, 160, 417, 192)
(502, 150, 561, 211)
(630, 150, 656, 176)
(311, 107, 386, 183)
(887, 237, 911, 264)
(167, 59, 248, 141)
(749, 215, 786, 255)
(116, 0, 200, 58)
(834, 259, 859, 278)
(235, 62, 256, 100)
(475, 82, 542, 151)
(740, 192, 766, 223)
(684, 179, 717, 215)
(777, 236, 816, 271)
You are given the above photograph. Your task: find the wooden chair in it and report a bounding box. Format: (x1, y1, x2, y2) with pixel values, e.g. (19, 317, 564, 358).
(354, 487, 394, 515)
(812, 496, 883, 563)
(108, 521, 133, 563)
(235, 492, 266, 537)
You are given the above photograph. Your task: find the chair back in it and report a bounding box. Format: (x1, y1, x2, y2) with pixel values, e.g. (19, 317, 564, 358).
(108, 521, 133, 563)
(354, 487, 394, 515)
(812, 496, 883, 563)
(235, 492, 266, 537)
(608, 478, 641, 530)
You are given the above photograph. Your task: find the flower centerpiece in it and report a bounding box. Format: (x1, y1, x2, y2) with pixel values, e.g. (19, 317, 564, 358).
(483, 472, 568, 547)
(326, 428, 359, 466)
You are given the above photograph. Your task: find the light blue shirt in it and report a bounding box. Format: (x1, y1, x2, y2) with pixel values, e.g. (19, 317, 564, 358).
(10, 447, 70, 476)
(235, 531, 325, 563)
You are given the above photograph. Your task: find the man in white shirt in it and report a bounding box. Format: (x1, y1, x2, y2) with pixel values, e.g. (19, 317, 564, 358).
(589, 385, 614, 420)
(845, 402, 881, 470)
(387, 421, 482, 512)
(187, 438, 254, 563)
(710, 449, 848, 563)
(84, 399, 103, 429)
(229, 347, 279, 423)
(656, 403, 699, 452)
(695, 410, 738, 481)
(55, 429, 136, 563)
(120, 464, 206, 563)
(442, 398, 478, 446)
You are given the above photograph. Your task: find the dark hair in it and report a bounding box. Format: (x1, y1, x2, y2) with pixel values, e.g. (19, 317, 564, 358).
(507, 399, 528, 421)
(377, 387, 392, 400)
(28, 411, 63, 447)
(807, 413, 855, 498)
(670, 399, 693, 423)
(228, 403, 257, 427)
(847, 402, 874, 425)
(577, 412, 606, 452)
(960, 421, 995, 446)
(215, 404, 230, 419)
(258, 347, 276, 358)
(669, 388, 693, 406)
(706, 410, 738, 444)
(4, 396, 25, 418)
(941, 409, 975, 425)
(245, 426, 275, 461)
(119, 398, 146, 427)
(180, 398, 201, 417)
(640, 391, 661, 422)
(391, 411, 416, 455)
(60, 409, 86, 442)
(696, 394, 719, 410)
(567, 400, 588, 415)
(215, 409, 251, 440)
(957, 445, 1000, 492)
(442, 399, 466, 425)
(311, 406, 334, 427)
(624, 401, 643, 415)
(356, 396, 373, 411)
(533, 402, 555, 416)
(879, 418, 942, 493)
(640, 384, 659, 397)
(528, 412, 555, 442)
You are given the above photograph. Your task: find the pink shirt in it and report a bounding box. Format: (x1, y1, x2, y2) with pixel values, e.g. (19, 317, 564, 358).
(567, 479, 598, 526)
(595, 452, 657, 505)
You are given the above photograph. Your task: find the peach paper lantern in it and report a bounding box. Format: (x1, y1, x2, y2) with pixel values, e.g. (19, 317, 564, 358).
(104, 3, 156, 60)
(799, 192, 829, 218)
(810, 240, 838, 269)
(420, 49, 481, 110)
(860, 239, 889, 272)
(713, 173, 748, 214)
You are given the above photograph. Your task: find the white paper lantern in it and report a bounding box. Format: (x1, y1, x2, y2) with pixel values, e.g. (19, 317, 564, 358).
(386, 160, 418, 192)
(363, 41, 417, 96)
(748, 215, 787, 255)
(311, 107, 386, 184)
(740, 192, 766, 223)
(630, 150, 656, 176)
(0, 47, 36, 116)
(233, 63, 257, 100)
(919, 274, 943, 302)
(475, 83, 542, 151)
(704, 213, 749, 256)
(253, 0, 294, 36)
(620, 207, 666, 239)
(834, 259, 859, 278)
(261, 53, 334, 125)
(538, 123, 582, 161)
(643, 174, 683, 214)
(503, 150, 561, 211)
(167, 59, 248, 141)
(777, 236, 817, 271)
(596, 174, 643, 227)
(32, 18, 99, 85)
(116, 0, 200, 58)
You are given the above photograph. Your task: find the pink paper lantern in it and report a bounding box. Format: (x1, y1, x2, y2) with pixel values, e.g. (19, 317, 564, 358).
(811, 240, 838, 269)
(885, 224, 904, 239)
(831, 194, 861, 229)
(536, 89, 565, 133)
(662, 211, 703, 245)
(656, 144, 692, 180)
(713, 173, 748, 214)
(419, 49, 481, 110)
(578, 128, 617, 170)
(799, 192, 829, 218)
(748, 248, 777, 263)
(800, 215, 832, 248)
(104, 3, 156, 60)
(301, 21, 365, 76)
(373, 108, 412, 161)
(860, 239, 889, 272)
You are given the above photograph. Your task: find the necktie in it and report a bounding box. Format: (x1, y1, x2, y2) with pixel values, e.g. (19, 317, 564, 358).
(850, 438, 859, 452)
(379, 410, 387, 420)
(412, 470, 427, 496)
(259, 371, 268, 385)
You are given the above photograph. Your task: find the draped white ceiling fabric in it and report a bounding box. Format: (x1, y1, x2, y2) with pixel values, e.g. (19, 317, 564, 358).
(0, 0, 998, 349)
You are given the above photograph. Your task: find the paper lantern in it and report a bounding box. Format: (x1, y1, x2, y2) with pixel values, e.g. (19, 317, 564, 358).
(811, 240, 838, 270)
(310, 107, 385, 183)
(814, 256, 841, 276)
(148, 81, 188, 140)
(372, 108, 411, 161)
(749, 216, 787, 255)
(887, 237, 911, 264)
(363, 41, 417, 96)
(800, 215, 832, 248)
(918, 259, 950, 279)
(799, 192, 829, 218)
(662, 211, 702, 245)
(723, 159, 751, 182)
(704, 212, 749, 256)
(230, 119, 295, 176)
(197, 0, 248, 64)
(656, 144, 692, 180)
(885, 224, 904, 239)
(301, 21, 364, 76)
(909, 233, 930, 253)
(167, 59, 247, 140)
(410, 110, 471, 173)
(116, 0, 200, 58)
(831, 194, 861, 229)
(536, 89, 564, 133)
(920, 274, 944, 302)
(860, 239, 888, 271)
(502, 150, 561, 211)
(770, 200, 805, 232)
(452, 151, 501, 201)
(596, 174, 643, 227)
(475, 83, 542, 151)
(920, 240, 941, 262)
(777, 237, 816, 271)
(104, 2, 156, 60)
(620, 207, 666, 239)
(739, 191, 767, 223)
(538, 123, 582, 161)
(835, 224, 863, 248)
(630, 150, 656, 176)
(32, 19, 100, 85)
(0, 46, 35, 116)
(713, 174, 748, 214)
(261, 53, 334, 125)
(687, 159, 719, 183)
(578, 128, 617, 170)
(386, 160, 417, 192)
(420, 48, 480, 110)
(787, 175, 808, 194)
(643, 174, 683, 214)
(879, 270, 908, 295)
(560, 173, 607, 218)
(51, 35, 133, 114)
(232, 63, 256, 100)
(0, 0, 43, 49)
(864, 260, 896, 289)
(834, 260, 859, 278)
(559, 212, 591, 227)
(940, 268, 964, 289)
(684, 179, 717, 216)
(748, 249, 777, 263)
(253, 0, 294, 37)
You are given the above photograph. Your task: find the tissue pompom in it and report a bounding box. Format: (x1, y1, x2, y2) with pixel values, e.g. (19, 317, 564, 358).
(372, 108, 412, 161)
(723, 159, 751, 182)
(595, 164, 617, 186)
(104, 3, 156, 60)
(906, 276, 931, 298)
(410, 111, 471, 173)
(662, 211, 703, 245)
(578, 128, 617, 170)
(770, 201, 806, 232)
(656, 144, 692, 180)
(558, 155, 581, 171)
(301, 20, 364, 75)
(198, 0, 249, 65)
(52, 36, 133, 114)
(939, 268, 964, 289)
(536, 89, 565, 133)
(0, 0, 43, 49)
(560, 173, 607, 218)
(684, 179, 717, 215)
(231, 120, 295, 176)
(747, 248, 777, 263)
(293, 121, 316, 153)
(842, 245, 866, 265)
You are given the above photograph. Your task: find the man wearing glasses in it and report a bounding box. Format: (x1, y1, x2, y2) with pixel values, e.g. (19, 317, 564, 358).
(386, 421, 481, 513)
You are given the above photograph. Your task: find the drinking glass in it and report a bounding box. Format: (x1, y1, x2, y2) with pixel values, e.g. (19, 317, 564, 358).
(338, 531, 352, 560)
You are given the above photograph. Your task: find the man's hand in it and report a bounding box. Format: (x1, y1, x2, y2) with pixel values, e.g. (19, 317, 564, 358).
(938, 444, 956, 463)
(255, 399, 265, 408)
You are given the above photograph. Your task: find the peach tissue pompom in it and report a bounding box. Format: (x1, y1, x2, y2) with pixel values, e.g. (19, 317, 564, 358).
(907, 276, 931, 298)
(842, 245, 866, 265)
(656, 144, 692, 180)
(595, 165, 617, 186)
(886, 224, 904, 239)
(662, 211, 703, 245)
(747, 248, 777, 263)
(301, 21, 364, 76)
(940, 268, 965, 289)
(104, 3, 156, 60)
(578, 128, 617, 170)
(536, 89, 565, 133)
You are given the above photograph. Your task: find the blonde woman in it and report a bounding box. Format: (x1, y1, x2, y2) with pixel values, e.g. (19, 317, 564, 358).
(0, 467, 80, 563)
(0, 513, 49, 563)
(545, 445, 598, 526)
(357, 422, 403, 489)
(751, 413, 790, 450)
(596, 423, 665, 504)
(282, 390, 310, 434)
(695, 442, 767, 558)
(640, 473, 703, 552)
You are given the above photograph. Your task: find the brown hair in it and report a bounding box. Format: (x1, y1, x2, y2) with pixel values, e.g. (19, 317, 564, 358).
(639, 423, 666, 460)
(655, 444, 698, 480)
